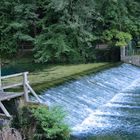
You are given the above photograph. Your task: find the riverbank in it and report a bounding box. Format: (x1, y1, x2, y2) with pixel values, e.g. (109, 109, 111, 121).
(2, 62, 121, 92)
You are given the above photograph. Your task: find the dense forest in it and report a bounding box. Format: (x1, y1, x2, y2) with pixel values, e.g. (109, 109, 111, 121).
(0, 0, 140, 63)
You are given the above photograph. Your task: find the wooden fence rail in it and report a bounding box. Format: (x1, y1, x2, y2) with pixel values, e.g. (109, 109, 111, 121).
(1, 72, 27, 79)
(1, 72, 41, 103)
(0, 72, 41, 118)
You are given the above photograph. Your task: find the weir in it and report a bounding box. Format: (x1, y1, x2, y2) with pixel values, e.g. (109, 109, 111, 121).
(40, 64, 140, 139)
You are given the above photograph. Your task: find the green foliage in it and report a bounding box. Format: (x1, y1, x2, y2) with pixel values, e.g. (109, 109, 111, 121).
(32, 106, 70, 140)
(34, 24, 73, 63)
(103, 29, 132, 47)
(0, 0, 140, 61)
(12, 105, 70, 140)
(115, 32, 132, 47)
(34, 23, 95, 63)
(34, 0, 96, 63)
(0, 0, 37, 58)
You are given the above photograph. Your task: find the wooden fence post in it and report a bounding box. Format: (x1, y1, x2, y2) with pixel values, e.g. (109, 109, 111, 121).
(23, 72, 29, 102)
(26, 83, 41, 103)
(0, 59, 2, 91)
(0, 102, 11, 118)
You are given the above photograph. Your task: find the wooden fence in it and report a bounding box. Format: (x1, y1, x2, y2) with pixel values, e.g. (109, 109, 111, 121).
(1, 72, 41, 103)
(0, 72, 41, 118)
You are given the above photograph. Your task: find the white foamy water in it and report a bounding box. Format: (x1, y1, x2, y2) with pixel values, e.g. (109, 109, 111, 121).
(40, 64, 140, 139)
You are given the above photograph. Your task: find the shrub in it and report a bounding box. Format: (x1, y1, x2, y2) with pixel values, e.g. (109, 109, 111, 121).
(12, 105, 70, 140)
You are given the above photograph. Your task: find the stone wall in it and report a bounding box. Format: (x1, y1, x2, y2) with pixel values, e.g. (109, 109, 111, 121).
(0, 128, 22, 140)
(121, 55, 140, 66)
(120, 47, 140, 66)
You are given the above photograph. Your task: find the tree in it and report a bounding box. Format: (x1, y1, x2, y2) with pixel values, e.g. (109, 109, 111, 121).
(0, 0, 140, 63)
(34, 0, 96, 63)
(0, 0, 37, 58)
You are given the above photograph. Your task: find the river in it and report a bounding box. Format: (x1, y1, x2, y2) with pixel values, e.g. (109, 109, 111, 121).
(40, 64, 140, 140)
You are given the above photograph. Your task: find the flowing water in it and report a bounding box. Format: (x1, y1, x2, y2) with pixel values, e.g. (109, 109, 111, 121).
(40, 64, 140, 140)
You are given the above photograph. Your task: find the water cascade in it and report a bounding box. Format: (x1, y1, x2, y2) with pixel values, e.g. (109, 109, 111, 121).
(40, 64, 140, 139)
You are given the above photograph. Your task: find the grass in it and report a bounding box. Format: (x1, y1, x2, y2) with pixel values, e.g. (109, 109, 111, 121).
(2, 62, 121, 93)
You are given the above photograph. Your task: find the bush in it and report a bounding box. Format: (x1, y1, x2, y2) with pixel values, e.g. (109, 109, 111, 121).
(12, 105, 70, 140)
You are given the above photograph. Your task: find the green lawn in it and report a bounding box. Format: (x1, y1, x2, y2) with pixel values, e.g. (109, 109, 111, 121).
(2, 62, 120, 92)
